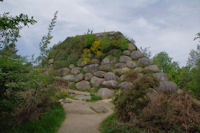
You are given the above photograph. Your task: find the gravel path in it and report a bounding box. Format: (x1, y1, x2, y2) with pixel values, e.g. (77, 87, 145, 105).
(57, 96, 114, 133)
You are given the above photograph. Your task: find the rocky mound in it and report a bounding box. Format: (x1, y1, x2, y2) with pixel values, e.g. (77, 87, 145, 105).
(49, 31, 178, 99)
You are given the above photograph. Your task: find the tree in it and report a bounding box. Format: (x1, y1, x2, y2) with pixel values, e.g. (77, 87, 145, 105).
(187, 32, 200, 68)
(38, 11, 58, 65)
(153, 52, 181, 84)
(0, 13, 36, 57)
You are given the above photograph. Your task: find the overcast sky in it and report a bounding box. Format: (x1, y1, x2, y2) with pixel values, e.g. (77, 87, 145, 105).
(0, 0, 200, 66)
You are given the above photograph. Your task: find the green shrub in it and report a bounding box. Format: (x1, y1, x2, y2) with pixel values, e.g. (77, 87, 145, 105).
(125, 70, 138, 82)
(8, 103, 65, 133)
(48, 35, 85, 69)
(140, 92, 200, 133)
(86, 93, 102, 102)
(84, 29, 96, 48)
(99, 33, 128, 53)
(114, 74, 159, 122)
(99, 114, 146, 133)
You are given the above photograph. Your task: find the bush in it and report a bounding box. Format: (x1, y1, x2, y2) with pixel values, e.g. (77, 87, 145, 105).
(125, 70, 138, 82)
(140, 92, 200, 133)
(114, 74, 159, 122)
(0, 56, 57, 131)
(8, 103, 65, 133)
(99, 33, 128, 53)
(84, 30, 96, 48)
(48, 35, 85, 69)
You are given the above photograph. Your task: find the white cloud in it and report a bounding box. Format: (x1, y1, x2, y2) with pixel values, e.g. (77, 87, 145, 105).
(0, 0, 200, 66)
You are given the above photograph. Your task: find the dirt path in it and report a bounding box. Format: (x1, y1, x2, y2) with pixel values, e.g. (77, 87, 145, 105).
(57, 91, 114, 133)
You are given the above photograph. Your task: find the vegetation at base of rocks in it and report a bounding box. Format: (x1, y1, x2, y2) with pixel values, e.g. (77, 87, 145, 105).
(114, 74, 159, 122)
(125, 70, 139, 82)
(7, 103, 65, 133)
(56, 89, 68, 99)
(153, 34, 200, 100)
(105, 73, 200, 133)
(99, 113, 146, 133)
(86, 93, 102, 102)
(0, 12, 65, 133)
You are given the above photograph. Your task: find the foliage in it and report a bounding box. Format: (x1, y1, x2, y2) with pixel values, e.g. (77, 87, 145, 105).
(125, 70, 138, 82)
(0, 12, 36, 57)
(99, 113, 146, 133)
(0, 12, 61, 132)
(99, 33, 128, 53)
(56, 89, 68, 99)
(84, 29, 96, 48)
(7, 103, 65, 133)
(153, 52, 181, 84)
(140, 92, 200, 133)
(114, 74, 159, 122)
(86, 93, 102, 102)
(187, 61, 200, 99)
(187, 44, 200, 68)
(38, 11, 58, 66)
(82, 40, 102, 63)
(48, 35, 85, 69)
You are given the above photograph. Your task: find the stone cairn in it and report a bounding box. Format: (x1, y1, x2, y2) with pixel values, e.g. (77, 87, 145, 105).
(54, 42, 178, 99)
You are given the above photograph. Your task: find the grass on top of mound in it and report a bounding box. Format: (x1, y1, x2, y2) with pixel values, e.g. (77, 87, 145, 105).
(8, 103, 65, 133)
(48, 31, 129, 69)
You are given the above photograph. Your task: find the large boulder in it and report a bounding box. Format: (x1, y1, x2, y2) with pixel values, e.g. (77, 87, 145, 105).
(75, 95, 91, 100)
(56, 68, 70, 76)
(91, 59, 100, 64)
(71, 67, 81, 74)
(76, 81, 91, 90)
(102, 56, 117, 64)
(153, 72, 169, 81)
(119, 55, 132, 63)
(77, 59, 87, 67)
(144, 65, 160, 72)
(134, 67, 142, 72)
(97, 88, 114, 99)
(90, 76, 104, 87)
(158, 81, 178, 91)
(94, 71, 105, 78)
(114, 67, 130, 74)
(104, 72, 117, 81)
(84, 73, 93, 81)
(102, 57, 110, 64)
(75, 73, 84, 82)
(63, 75, 75, 82)
(102, 80, 118, 88)
(123, 50, 130, 56)
(99, 64, 112, 71)
(137, 57, 153, 67)
(119, 75, 125, 81)
(115, 63, 126, 68)
(83, 64, 99, 73)
(119, 82, 133, 89)
(126, 61, 136, 68)
(131, 51, 144, 59)
(128, 43, 136, 51)
(69, 64, 75, 69)
(48, 59, 54, 64)
(90, 105, 108, 113)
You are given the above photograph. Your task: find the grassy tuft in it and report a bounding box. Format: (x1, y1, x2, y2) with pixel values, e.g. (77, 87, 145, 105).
(86, 93, 102, 102)
(9, 103, 65, 133)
